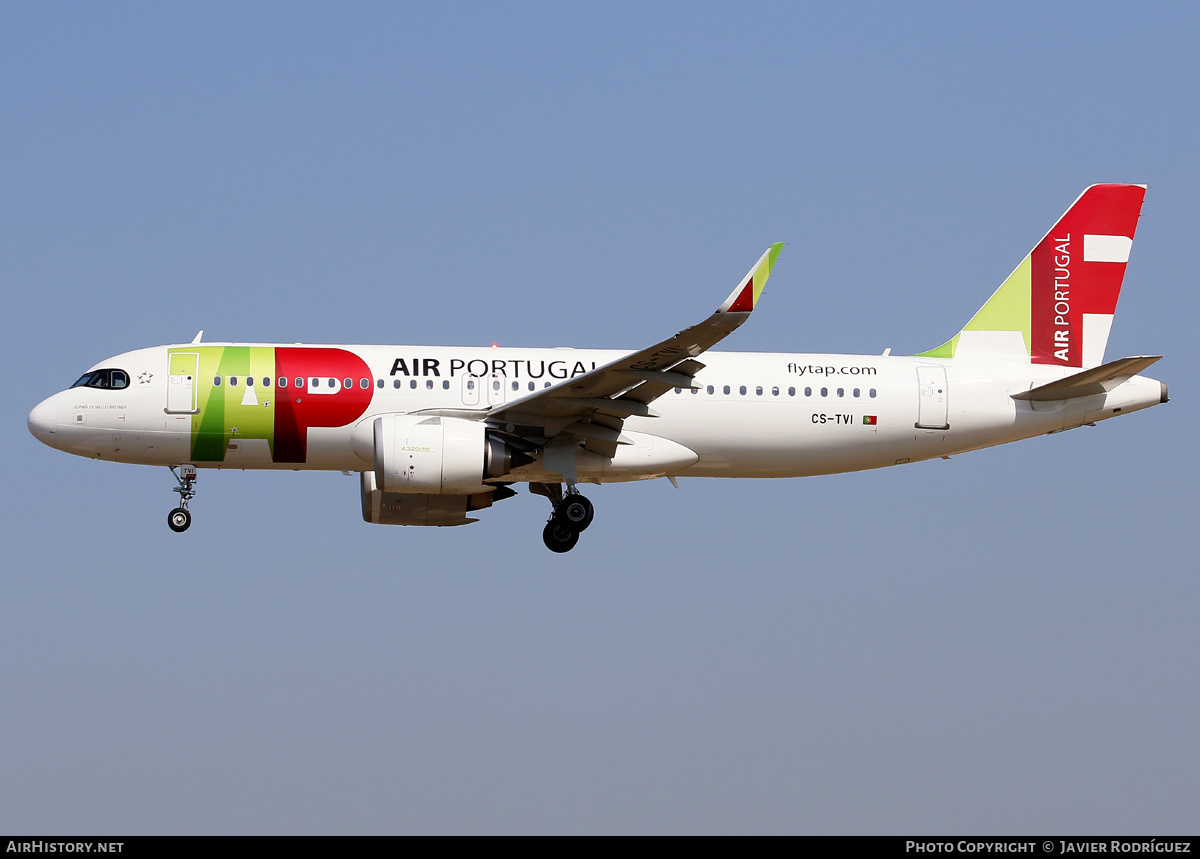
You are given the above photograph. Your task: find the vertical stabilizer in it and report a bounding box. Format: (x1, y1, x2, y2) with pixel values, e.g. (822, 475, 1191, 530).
(918, 184, 1146, 368)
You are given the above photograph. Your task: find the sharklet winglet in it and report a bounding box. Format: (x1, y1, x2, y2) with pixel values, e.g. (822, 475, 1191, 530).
(718, 243, 784, 314)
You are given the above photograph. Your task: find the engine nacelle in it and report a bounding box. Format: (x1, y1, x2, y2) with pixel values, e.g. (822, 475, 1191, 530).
(365, 414, 518, 494)
(360, 470, 495, 526)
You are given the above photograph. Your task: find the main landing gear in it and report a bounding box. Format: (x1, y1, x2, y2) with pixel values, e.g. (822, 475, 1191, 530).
(539, 487, 594, 554)
(167, 464, 197, 533)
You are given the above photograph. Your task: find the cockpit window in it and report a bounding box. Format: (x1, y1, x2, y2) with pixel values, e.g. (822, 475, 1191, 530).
(70, 369, 130, 390)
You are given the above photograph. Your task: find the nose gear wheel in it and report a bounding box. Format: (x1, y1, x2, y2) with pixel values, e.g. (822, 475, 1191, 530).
(167, 465, 197, 533)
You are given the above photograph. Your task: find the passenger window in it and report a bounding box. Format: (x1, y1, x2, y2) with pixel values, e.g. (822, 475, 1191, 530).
(263, 377, 271, 388)
(723, 385, 730, 395)
(230, 377, 238, 386)
(467, 380, 475, 391)
(344, 378, 352, 389)
(870, 388, 877, 398)
(804, 386, 812, 397)
(772, 386, 779, 396)
(511, 381, 519, 391)
(674, 387, 681, 394)
(376, 379, 384, 389)
(328, 378, 337, 388)
(426, 380, 433, 389)
(528, 382, 535, 391)
(360, 378, 369, 389)
(296, 377, 304, 388)
(410, 380, 417, 389)
(788, 387, 795, 396)
(492, 381, 500, 391)
(544, 382, 551, 388)
(278, 377, 287, 388)
(214, 376, 222, 387)
(707, 385, 715, 395)
(739, 386, 746, 395)
(756, 386, 763, 396)
(853, 388, 860, 397)
(393, 379, 401, 389)
(245, 377, 253, 387)
(821, 387, 828, 397)
(443, 380, 450, 390)
(837, 388, 844, 397)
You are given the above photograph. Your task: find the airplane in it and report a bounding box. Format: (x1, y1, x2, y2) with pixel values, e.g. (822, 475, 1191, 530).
(28, 184, 1167, 553)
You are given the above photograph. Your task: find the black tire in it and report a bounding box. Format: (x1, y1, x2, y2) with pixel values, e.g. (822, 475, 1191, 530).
(557, 494, 594, 532)
(542, 519, 579, 553)
(167, 507, 191, 533)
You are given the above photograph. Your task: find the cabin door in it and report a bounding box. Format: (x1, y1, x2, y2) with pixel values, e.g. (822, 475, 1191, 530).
(166, 352, 200, 414)
(915, 366, 949, 429)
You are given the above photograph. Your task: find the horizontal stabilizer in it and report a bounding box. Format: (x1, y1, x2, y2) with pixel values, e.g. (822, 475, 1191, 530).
(1012, 355, 1161, 402)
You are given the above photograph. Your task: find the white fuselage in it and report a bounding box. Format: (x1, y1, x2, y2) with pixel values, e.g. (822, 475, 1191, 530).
(28, 343, 1166, 482)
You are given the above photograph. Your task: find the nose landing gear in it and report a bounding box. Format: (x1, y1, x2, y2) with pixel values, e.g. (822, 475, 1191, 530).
(167, 464, 197, 533)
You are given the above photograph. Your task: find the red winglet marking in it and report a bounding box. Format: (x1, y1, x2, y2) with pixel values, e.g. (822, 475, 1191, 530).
(727, 278, 755, 313)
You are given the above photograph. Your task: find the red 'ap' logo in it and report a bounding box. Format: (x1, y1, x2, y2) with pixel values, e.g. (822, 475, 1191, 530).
(273, 348, 373, 462)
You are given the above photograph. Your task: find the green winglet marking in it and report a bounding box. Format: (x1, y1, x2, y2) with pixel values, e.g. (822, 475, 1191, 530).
(768, 242, 783, 273)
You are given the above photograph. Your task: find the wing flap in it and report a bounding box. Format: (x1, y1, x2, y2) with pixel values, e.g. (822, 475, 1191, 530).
(564, 421, 632, 445)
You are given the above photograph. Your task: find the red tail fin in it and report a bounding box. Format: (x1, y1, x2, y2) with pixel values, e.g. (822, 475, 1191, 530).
(1031, 184, 1145, 367)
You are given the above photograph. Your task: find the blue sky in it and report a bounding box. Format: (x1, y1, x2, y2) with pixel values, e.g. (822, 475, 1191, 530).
(2, 2, 1197, 834)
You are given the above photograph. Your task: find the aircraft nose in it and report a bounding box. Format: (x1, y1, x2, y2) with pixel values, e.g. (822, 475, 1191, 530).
(28, 397, 58, 448)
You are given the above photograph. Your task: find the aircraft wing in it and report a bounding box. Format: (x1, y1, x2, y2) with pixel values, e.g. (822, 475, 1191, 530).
(480, 243, 783, 456)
